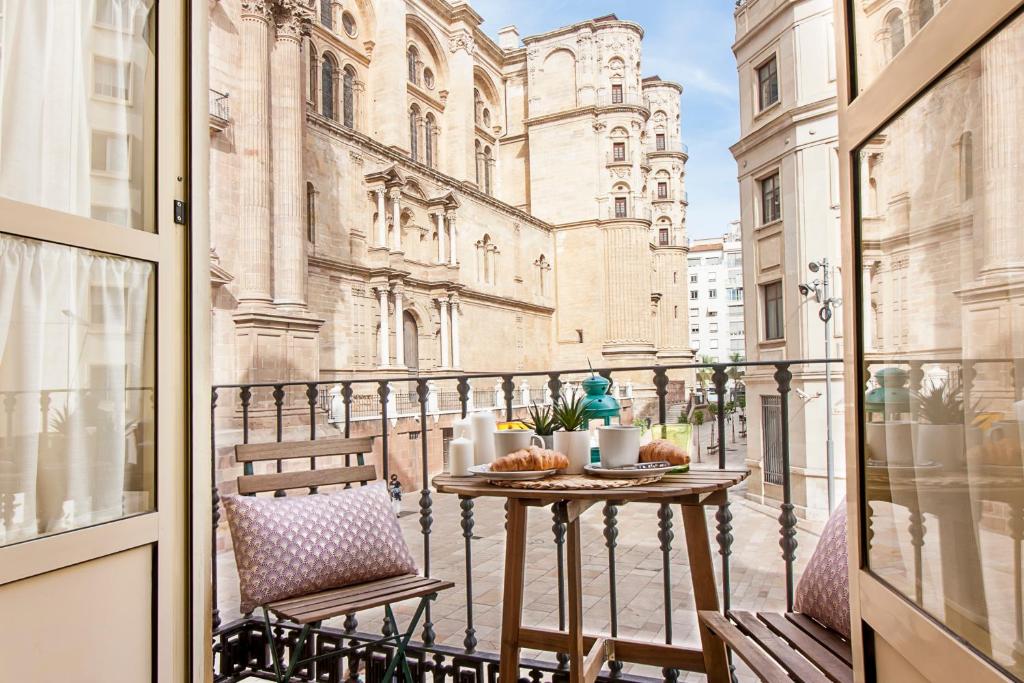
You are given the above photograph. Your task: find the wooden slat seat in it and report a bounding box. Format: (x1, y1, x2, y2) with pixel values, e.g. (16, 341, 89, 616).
(698, 610, 853, 683)
(269, 574, 455, 625)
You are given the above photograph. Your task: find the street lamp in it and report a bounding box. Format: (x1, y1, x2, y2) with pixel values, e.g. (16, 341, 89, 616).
(798, 258, 842, 511)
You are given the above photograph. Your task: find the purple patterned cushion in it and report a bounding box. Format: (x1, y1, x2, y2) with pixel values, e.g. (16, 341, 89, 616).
(793, 499, 851, 638)
(223, 482, 418, 614)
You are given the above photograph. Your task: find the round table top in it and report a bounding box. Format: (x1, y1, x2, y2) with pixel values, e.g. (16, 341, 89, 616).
(432, 468, 749, 504)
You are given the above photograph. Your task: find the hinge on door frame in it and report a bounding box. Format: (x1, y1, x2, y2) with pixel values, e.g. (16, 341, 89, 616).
(174, 200, 187, 225)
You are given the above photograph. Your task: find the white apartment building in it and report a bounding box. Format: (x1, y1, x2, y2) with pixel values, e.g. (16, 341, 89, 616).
(732, 0, 844, 519)
(687, 223, 744, 363)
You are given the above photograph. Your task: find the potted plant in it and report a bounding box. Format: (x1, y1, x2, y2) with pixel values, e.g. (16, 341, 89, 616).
(914, 382, 965, 469)
(552, 391, 592, 474)
(525, 402, 557, 450)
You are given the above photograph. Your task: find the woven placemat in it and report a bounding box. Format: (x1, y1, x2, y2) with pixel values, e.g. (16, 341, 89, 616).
(489, 474, 662, 490)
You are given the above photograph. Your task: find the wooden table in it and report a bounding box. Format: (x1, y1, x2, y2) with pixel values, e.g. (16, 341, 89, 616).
(433, 468, 749, 683)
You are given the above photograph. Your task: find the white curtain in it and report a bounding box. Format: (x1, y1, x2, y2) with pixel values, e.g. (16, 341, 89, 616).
(0, 234, 152, 544)
(0, 0, 153, 224)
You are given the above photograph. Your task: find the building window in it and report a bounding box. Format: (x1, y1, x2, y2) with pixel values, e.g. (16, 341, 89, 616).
(657, 182, 668, 199)
(342, 10, 357, 37)
(614, 196, 627, 218)
(613, 142, 626, 162)
(708, 272, 717, 283)
(409, 106, 419, 161)
(727, 287, 743, 302)
(320, 0, 332, 29)
(911, 0, 935, 32)
(308, 47, 317, 108)
(688, 257, 700, 267)
(407, 46, 418, 84)
(342, 67, 355, 128)
(691, 324, 700, 335)
(611, 83, 623, 104)
(689, 307, 699, 317)
(484, 146, 494, 195)
(760, 172, 781, 224)
(321, 55, 336, 120)
(91, 131, 130, 176)
(659, 228, 669, 246)
(757, 56, 779, 111)
(708, 289, 717, 299)
(306, 182, 316, 242)
(423, 68, 435, 90)
(709, 339, 719, 349)
(656, 133, 666, 151)
(425, 114, 435, 168)
(690, 274, 698, 284)
(887, 11, 906, 58)
(690, 290, 699, 300)
(763, 281, 783, 340)
(93, 57, 130, 102)
(709, 322, 718, 333)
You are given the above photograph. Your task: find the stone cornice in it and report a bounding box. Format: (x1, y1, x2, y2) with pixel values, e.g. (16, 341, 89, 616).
(642, 79, 683, 93)
(525, 103, 649, 129)
(306, 112, 554, 233)
(730, 97, 838, 160)
(521, 17, 644, 44)
(309, 25, 371, 67)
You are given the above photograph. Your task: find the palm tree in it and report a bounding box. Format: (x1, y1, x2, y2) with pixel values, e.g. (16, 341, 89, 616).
(696, 354, 716, 403)
(727, 352, 745, 398)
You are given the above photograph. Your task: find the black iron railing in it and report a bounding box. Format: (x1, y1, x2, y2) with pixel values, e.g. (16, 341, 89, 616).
(210, 360, 838, 682)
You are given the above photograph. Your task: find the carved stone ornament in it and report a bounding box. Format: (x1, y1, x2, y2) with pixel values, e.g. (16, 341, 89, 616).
(449, 30, 476, 55)
(274, 1, 312, 41)
(240, 0, 273, 20)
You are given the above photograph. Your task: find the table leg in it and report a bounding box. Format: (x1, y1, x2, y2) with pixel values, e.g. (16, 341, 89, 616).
(499, 498, 529, 683)
(681, 505, 730, 683)
(566, 510, 586, 682)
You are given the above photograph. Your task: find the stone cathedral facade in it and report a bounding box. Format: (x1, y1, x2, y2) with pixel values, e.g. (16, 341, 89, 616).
(209, 0, 692, 385)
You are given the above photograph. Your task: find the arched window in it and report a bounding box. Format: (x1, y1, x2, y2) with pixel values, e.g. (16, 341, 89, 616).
(321, 55, 336, 120)
(475, 140, 482, 186)
(308, 46, 317, 109)
(409, 105, 420, 161)
(342, 66, 355, 128)
(887, 11, 906, 59)
(474, 88, 483, 125)
(320, 0, 332, 29)
(960, 131, 974, 200)
(424, 114, 436, 168)
(483, 146, 493, 195)
(912, 0, 935, 32)
(306, 182, 317, 242)
(482, 109, 491, 128)
(407, 46, 418, 84)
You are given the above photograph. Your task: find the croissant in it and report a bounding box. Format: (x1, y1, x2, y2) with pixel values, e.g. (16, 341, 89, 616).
(491, 446, 569, 472)
(639, 439, 690, 466)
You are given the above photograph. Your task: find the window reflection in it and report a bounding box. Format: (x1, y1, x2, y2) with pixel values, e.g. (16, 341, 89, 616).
(858, 12, 1024, 677)
(0, 0, 155, 231)
(852, 0, 946, 92)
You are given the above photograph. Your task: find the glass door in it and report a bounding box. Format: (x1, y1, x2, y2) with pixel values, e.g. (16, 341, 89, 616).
(840, 0, 1024, 680)
(0, 0, 190, 680)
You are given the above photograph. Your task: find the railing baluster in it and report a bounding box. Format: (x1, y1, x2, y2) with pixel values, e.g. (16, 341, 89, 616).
(603, 502, 622, 676)
(416, 379, 436, 646)
(711, 363, 734, 622)
(460, 497, 477, 653)
(552, 509, 568, 668)
(653, 368, 668, 425)
(211, 388, 221, 632)
(306, 383, 318, 494)
(774, 363, 797, 611)
(272, 384, 285, 497)
(458, 376, 471, 419)
(378, 381, 390, 482)
(909, 507, 925, 606)
(501, 375, 515, 421)
(658, 503, 677, 683)
(39, 390, 51, 453)
(240, 386, 252, 475)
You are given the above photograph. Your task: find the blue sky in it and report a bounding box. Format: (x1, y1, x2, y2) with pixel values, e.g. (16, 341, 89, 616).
(469, 0, 741, 240)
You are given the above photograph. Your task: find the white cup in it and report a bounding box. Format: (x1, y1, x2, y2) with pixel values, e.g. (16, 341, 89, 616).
(598, 425, 641, 469)
(493, 430, 544, 458)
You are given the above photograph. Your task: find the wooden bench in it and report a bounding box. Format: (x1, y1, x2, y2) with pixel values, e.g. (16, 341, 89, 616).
(698, 610, 853, 683)
(234, 438, 453, 683)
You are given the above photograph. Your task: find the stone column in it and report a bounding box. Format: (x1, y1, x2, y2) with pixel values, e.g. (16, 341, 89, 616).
(237, 0, 274, 303)
(390, 187, 403, 252)
(375, 188, 387, 247)
(393, 285, 405, 368)
(980, 29, 1024, 276)
(369, 0, 407, 149)
(450, 295, 461, 368)
(445, 28, 476, 181)
(447, 210, 458, 266)
(436, 212, 446, 263)
(271, 1, 310, 308)
(862, 263, 875, 352)
(377, 286, 390, 367)
(438, 298, 450, 368)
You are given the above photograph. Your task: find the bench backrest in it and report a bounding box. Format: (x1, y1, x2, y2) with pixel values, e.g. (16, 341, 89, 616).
(234, 437, 376, 495)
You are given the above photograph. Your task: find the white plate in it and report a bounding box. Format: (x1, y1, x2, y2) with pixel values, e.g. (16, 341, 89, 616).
(468, 463, 559, 481)
(584, 463, 678, 479)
